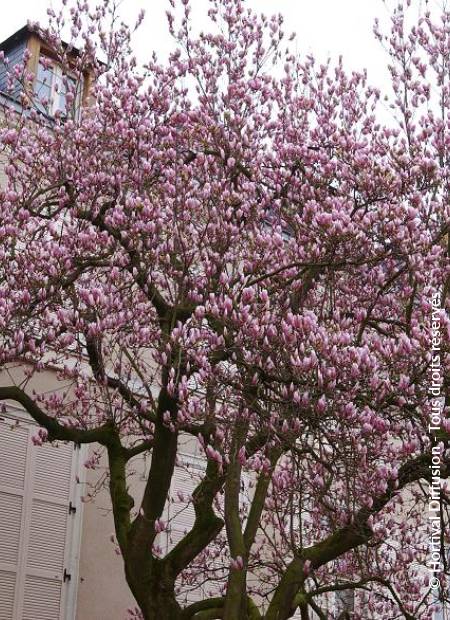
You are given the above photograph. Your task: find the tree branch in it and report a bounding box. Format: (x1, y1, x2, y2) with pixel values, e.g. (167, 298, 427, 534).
(0, 385, 113, 444)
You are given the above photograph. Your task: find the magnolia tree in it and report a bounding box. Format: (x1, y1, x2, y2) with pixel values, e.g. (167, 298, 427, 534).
(0, 0, 449, 618)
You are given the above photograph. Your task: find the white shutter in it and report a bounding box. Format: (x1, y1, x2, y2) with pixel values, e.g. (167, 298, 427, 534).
(0, 411, 82, 620)
(22, 576, 63, 620)
(0, 492, 23, 566)
(169, 455, 227, 604)
(169, 455, 205, 549)
(27, 500, 68, 572)
(335, 588, 355, 616)
(0, 419, 29, 619)
(34, 441, 72, 499)
(169, 455, 205, 604)
(0, 570, 16, 619)
(0, 421, 28, 489)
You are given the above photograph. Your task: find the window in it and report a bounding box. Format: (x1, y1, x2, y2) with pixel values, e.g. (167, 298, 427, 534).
(34, 54, 81, 118)
(0, 406, 85, 620)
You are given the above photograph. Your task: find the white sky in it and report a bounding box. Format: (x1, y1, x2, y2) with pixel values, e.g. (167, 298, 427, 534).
(0, 0, 392, 89)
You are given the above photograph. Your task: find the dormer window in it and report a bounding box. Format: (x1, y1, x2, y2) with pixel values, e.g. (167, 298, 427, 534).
(34, 54, 80, 118)
(0, 25, 91, 120)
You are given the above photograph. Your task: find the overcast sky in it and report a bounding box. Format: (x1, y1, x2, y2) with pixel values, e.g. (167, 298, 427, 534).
(0, 0, 392, 89)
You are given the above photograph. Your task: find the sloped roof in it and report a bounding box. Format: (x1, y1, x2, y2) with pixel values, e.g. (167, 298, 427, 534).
(0, 25, 29, 52)
(0, 24, 83, 57)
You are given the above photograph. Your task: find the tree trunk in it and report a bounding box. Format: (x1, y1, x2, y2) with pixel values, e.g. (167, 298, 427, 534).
(140, 588, 182, 620)
(299, 602, 310, 620)
(124, 553, 182, 620)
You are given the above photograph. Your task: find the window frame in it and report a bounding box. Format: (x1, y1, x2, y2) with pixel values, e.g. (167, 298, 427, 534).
(34, 51, 83, 120)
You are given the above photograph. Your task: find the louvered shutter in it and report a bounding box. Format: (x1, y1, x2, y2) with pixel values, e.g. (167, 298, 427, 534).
(169, 455, 205, 552)
(168, 456, 204, 604)
(21, 441, 74, 620)
(0, 412, 81, 620)
(169, 455, 227, 604)
(335, 588, 355, 617)
(0, 419, 29, 619)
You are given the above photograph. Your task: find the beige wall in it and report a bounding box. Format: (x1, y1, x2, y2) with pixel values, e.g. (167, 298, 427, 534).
(76, 455, 143, 620)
